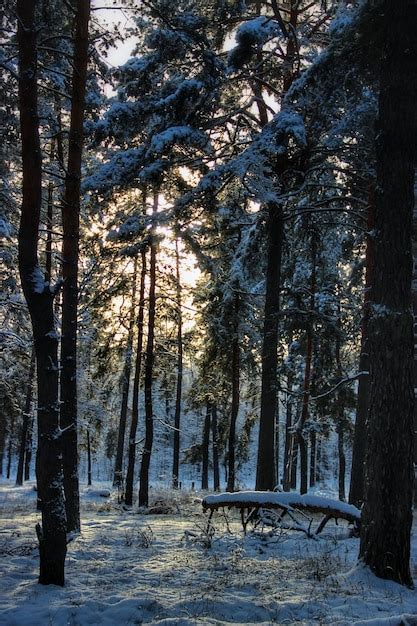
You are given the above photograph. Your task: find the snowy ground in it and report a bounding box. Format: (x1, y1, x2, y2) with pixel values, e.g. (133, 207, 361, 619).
(1, 481, 416, 625)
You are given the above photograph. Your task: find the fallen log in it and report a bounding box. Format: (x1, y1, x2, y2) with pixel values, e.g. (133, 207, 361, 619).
(202, 491, 361, 535)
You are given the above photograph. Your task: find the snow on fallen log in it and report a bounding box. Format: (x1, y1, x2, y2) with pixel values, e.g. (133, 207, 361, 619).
(202, 491, 361, 527)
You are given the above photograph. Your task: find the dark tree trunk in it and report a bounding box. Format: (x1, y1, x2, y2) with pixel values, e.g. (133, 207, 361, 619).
(138, 193, 158, 508)
(17, 0, 67, 584)
(413, 169, 417, 507)
(290, 428, 298, 490)
(0, 406, 6, 476)
(282, 354, 293, 492)
(125, 250, 146, 506)
(114, 258, 138, 489)
(336, 300, 346, 502)
(227, 311, 240, 492)
(316, 437, 322, 484)
(359, 0, 417, 587)
(16, 350, 35, 486)
(201, 404, 211, 490)
(87, 429, 92, 487)
(211, 404, 220, 491)
(60, 0, 90, 534)
(349, 185, 375, 507)
(297, 239, 316, 495)
(256, 203, 283, 490)
(337, 424, 346, 502)
(24, 411, 34, 481)
(309, 432, 316, 489)
(172, 237, 183, 489)
(6, 415, 15, 479)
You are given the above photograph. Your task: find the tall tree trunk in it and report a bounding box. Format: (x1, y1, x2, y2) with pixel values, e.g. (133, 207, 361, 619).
(138, 193, 158, 507)
(16, 350, 35, 486)
(60, 0, 90, 534)
(211, 403, 220, 491)
(337, 424, 346, 502)
(359, 0, 416, 586)
(0, 406, 6, 476)
(227, 308, 240, 492)
(309, 432, 316, 489)
(282, 370, 293, 491)
(256, 203, 283, 490)
(411, 168, 417, 507)
(297, 238, 316, 495)
(6, 414, 15, 479)
(86, 429, 92, 487)
(114, 258, 138, 489)
(201, 404, 211, 490)
(256, 4, 299, 491)
(17, 0, 67, 584)
(24, 409, 34, 481)
(172, 237, 183, 489)
(125, 250, 146, 506)
(335, 309, 346, 502)
(349, 185, 375, 507)
(290, 427, 298, 490)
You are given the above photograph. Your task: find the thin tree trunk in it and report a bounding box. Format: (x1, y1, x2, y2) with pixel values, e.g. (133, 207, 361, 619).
(309, 431, 316, 489)
(172, 237, 183, 489)
(0, 406, 6, 476)
(24, 410, 34, 481)
(17, 0, 67, 584)
(6, 415, 15, 479)
(16, 350, 35, 486)
(201, 404, 211, 490)
(60, 0, 90, 535)
(138, 193, 158, 508)
(349, 185, 375, 507)
(211, 403, 220, 491)
(290, 428, 298, 490)
(87, 429, 92, 487)
(359, 0, 416, 586)
(335, 309, 346, 502)
(125, 250, 146, 506)
(227, 309, 240, 492)
(297, 238, 316, 495)
(114, 258, 138, 489)
(283, 354, 293, 491)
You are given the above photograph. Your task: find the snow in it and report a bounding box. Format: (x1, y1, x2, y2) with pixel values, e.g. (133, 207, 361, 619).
(203, 491, 361, 521)
(1, 481, 416, 625)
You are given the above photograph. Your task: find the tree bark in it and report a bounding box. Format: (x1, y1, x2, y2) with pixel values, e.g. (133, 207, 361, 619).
(201, 404, 211, 490)
(6, 414, 15, 480)
(172, 237, 183, 489)
(87, 429, 92, 487)
(349, 185, 375, 507)
(24, 412, 34, 481)
(359, 0, 417, 587)
(227, 307, 240, 492)
(138, 193, 158, 507)
(297, 238, 316, 495)
(16, 350, 35, 486)
(114, 258, 138, 489)
(17, 0, 67, 584)
(125, 250, 146, 506)
(256, 203, 283, 490)
(309, 432, 316, 489)
(60, 0, 90, 534)
(211, 403, 220, 491)
(282, 365, 293, 491)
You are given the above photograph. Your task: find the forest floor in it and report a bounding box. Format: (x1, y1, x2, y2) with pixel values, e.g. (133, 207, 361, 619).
(0, 481, 416, 625)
